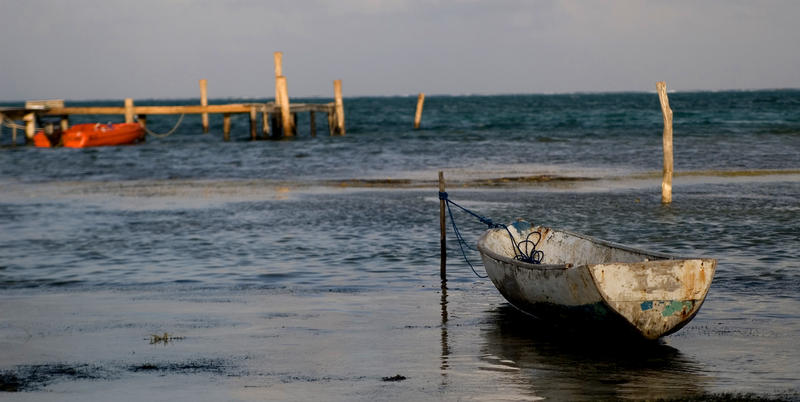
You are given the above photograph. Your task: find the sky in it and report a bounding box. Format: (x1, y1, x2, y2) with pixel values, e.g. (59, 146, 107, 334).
(1, 0, 799, 101)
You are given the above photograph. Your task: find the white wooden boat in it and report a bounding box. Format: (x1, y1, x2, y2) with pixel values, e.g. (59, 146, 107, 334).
(477, 221, 716, 340)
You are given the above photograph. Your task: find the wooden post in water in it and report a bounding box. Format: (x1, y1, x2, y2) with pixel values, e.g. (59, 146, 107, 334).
(249, 105, 257, 140)
(414, 93, 425, 129)
(309, 111, 317, 137)
(273, 52, 284, 137)
(262, 110, 270, 139)
(657, 81, 673, 204)
(333, 79, 345, 135)
(439, 171, 447, 280)
(327, 110, 335, 135)
(274, 52, 283, 103)
(124, 98, 134, 124)
(276, 76, 294, 136)
(199, 79, 209, 133)
(23, 113, 35, 140)
(137, 114, 147, 130)
(11, 120, 18, 145)
(223, 113, 231, 141)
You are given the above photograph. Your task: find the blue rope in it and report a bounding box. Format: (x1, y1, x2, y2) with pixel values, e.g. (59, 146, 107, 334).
(439, 192, 542, 279)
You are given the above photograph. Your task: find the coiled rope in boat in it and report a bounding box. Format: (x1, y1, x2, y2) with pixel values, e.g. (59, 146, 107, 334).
(438, 191, 543, 278)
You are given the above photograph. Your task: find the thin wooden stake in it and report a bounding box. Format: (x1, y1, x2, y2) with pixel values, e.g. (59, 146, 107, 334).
(439, 171, 447, 280)
(333, 79, 345, 135)
(657, 81, 673, 204)
(199, 79, 209, 133)
(414, 93, 425, 129)
(309, 111, 317, 137)
(124, 98, 134, 124)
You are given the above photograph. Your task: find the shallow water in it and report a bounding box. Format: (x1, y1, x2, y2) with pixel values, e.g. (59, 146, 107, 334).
(1, 92, 799, 399)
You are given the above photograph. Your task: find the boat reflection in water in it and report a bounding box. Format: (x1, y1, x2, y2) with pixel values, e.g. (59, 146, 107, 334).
(477, 305, 710, 400)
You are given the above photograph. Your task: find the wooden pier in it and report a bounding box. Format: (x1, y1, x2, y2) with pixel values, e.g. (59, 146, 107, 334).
(0, 52, 345, 144)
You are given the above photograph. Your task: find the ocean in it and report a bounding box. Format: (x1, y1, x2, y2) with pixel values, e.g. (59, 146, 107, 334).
(1, 91, 799, 400)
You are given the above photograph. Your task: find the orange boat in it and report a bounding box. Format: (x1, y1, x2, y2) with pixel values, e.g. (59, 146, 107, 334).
(33, 128, 62, 148)
(60, 123, 145, 148)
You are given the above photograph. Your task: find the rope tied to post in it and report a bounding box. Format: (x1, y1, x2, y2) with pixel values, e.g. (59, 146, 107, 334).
(438, 191, 543, 279)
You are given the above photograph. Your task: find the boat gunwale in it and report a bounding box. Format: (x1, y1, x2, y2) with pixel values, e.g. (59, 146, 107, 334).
(476, 226, 709, 272)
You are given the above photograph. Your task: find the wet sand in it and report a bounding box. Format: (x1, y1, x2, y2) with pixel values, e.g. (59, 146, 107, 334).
(2, 282, 799, 401)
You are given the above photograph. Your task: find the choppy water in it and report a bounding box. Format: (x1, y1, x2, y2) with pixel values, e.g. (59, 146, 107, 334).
(1, 91, 799, 400)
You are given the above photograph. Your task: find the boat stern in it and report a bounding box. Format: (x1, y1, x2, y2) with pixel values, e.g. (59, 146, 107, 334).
(588, 258, 717, 340)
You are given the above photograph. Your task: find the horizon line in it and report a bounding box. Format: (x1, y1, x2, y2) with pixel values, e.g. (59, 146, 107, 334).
(2, 87, 798, 104)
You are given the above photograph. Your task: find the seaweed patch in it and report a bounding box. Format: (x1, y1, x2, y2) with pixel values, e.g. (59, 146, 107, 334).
(0, 363, 113, 392)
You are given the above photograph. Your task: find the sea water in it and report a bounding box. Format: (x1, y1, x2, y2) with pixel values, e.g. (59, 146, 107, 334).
(1, 91, 798, 400)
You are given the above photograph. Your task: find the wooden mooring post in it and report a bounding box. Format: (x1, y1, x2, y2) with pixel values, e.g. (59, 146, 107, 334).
(199, 79, 209, 133)
(657, 82, 673, 204)
(414, 93, 425, 129)
(276, 76, 294, 136)
(223, 113, 231, 141)
(124, 98, 134, 124)
(333, 80, 345, 135)
(274, 52, 283, 102)
(439, 171, 447, 281)
(261, 109, 270, 139)
(23, 113, 35, 140)
(249, 105, 258, 140)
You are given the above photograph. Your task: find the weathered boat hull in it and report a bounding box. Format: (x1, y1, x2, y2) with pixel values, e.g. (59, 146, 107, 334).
(477, 224, 716, 340)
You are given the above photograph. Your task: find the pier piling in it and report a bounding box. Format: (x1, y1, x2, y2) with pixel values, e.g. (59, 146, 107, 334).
(276, 76, 294, 136)
(657, 82, 673, 204)
(199, 79, 209, 133)
(223, 113, 231, 141)
(249, 106, 258, 140)
(23, 113, 35, 140)
(262, 110, 270, 139)
(124, 98, 134, 124)
(274, 52, 283, 101)
(334, 80, 345, 135)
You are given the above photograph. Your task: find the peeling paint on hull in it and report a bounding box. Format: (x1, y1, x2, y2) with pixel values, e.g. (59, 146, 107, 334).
(477, 225, 716, 340)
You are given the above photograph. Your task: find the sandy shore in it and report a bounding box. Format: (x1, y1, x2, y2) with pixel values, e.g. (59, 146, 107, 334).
(2, 283, 799, 401)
